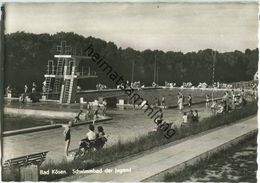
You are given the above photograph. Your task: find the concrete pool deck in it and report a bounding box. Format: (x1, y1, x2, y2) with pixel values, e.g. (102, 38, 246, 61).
(70, 115, 257, 182)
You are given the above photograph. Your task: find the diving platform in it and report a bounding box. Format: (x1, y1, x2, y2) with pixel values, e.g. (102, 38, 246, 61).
(54, 55, 92, 59)
(43, 41, 98, 104)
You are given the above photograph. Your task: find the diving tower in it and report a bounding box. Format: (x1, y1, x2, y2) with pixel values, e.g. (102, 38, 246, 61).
(44, 41, 97, 104)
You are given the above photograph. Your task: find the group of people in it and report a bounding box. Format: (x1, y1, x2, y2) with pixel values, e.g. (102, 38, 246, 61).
(60, 86, 254, 157)
(152, 96, 166, 107)
(6, 83, 36, 97)
(63, 118, 107, 157)
(96, 83, 107, 90)
(164, 81, 176, 88)
(177, 92, 193, 111)
(209, 89, 248, 115)
(84, 100, 107, 122)
(182, 109, 199, 124)
(18, 82, 38, 104)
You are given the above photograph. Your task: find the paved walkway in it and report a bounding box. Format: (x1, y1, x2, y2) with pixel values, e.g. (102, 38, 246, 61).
(73, 116, 257, 182)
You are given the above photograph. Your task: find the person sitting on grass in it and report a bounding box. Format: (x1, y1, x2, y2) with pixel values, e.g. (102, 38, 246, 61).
(238, 94, 247, 106)
(193, 110, 199, 122)
(216, 102, 224, 115)
(211, 100, 217, 114)
(153, 109, 164, 131)
(86, 124, 97, 141)
(187, 109, 194, 123)
(95, 126, 108, 149)
(182, 112, 188, 125)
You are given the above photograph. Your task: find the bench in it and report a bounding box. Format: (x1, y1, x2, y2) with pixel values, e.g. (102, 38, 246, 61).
(3, 151, 48, 168)
(3, 151, 49, 181)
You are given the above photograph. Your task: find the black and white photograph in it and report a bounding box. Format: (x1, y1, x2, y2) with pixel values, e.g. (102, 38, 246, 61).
(1, 2, 258, 182)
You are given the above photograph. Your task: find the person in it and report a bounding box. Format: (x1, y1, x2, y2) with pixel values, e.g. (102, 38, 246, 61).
(24, 84, 28, 94)
(96, 126, 107, 149)
(86, 124, 97, 141)
(6, 85, 11, 96)
(216, 102, 224, 115)
(93, 106, 100, 125)
(42, 81, 47, 93)
(102, 100, 107, 116)
(238, 94, 246, 106)
(178, 93, 183, 112)
(156, 98, 160, 107)
(19, 93, 25, 104)
(161, 96, 165, 107)
(222, 91, 229, 111)
(206, 94, 210, 109)
(85, 102, 92, 120)
(231, 90, 236, 109)
(159, 108, 164, 120)
(187, 109, 194, 123)
(154, 97, 159, 107)
(97, 126, 105, 138)
(241, 89, 245, 99)
(188, 94, 192, 109)
(62, 121, 73, 156)
(211, 100, 217, 114)
(193, 110, 199, 122)
(32, 82, 37, 93)
(182, 112, 188, 124)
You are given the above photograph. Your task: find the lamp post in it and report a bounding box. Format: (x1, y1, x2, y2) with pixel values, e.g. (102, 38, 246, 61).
(131, 60, 135, 83)
(154, 54, 157, 84)
(211, 50, 217, 100)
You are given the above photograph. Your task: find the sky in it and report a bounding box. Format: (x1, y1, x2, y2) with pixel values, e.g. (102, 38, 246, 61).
(4, 3, 259, 52)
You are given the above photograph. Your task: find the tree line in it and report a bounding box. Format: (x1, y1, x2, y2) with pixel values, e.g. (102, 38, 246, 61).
(4, 31, 258, 93)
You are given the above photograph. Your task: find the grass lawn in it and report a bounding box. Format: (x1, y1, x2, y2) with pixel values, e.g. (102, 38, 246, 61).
(164, 133, 257, 182)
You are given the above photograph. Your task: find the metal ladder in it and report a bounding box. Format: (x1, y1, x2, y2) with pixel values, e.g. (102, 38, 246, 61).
(53, 58, 64, 93)
(62, 61, 76, 103)
(45, 60, 54, 99)
(45, 77, 52, 99)
(62, 79, 71, 103)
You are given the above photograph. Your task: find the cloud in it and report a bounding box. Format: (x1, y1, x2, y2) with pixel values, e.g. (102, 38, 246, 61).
(5, 3, 258, 52)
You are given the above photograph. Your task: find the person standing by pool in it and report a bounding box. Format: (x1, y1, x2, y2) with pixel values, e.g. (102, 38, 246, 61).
(24, 84, 28, 94)
(93, 106, 100, 125)
(231, 89, 236, 109)
(62, 121, 73, 156)
(178, 92, 184, 112)
(102, 99, 107, 116)
(188, 94, 192, 109)
(32, 82, 37, 93)
(222, 91, 229, 112)
(161, 96, 166, 107)
(6, 85, 11, 97)
(206, 94, 210, 110)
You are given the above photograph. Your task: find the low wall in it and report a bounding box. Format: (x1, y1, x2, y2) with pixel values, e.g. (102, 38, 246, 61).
(4, 107, 79, 119)
(3, 116, 112, 137)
